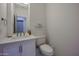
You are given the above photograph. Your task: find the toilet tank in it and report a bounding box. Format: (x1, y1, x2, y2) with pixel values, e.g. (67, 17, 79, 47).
(36, 35, 46, 46)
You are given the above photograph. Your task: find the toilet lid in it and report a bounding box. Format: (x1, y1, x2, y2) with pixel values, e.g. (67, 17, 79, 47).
(40, 44, 53, 53)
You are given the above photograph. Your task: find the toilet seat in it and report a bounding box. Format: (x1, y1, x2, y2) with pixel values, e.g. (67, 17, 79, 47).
(40, 44, 53, 56)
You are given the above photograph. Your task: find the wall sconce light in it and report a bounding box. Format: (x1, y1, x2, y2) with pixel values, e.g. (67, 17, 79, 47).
(1, 17, 7, 25)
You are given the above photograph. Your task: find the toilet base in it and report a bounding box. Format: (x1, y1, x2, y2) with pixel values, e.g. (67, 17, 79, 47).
(39, 44, 54, 56)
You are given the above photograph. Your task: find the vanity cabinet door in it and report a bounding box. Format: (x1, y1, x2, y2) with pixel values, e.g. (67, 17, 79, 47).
(0, 45, 4, 56)
(3, 42, 20, 56)
(22, 40, 36, 56)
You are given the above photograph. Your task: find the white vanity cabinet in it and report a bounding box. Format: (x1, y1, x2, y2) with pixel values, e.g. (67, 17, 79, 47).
(21, 40, 36, 56)
(3, 42, 20, 56)
(0, 45, 4, 56)
(0, 39, 36, 56)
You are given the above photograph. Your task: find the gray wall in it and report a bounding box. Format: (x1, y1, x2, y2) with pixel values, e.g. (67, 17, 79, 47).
(30, 3, 46, 36)
(0, 3, 14, 38)
(7, 3, 14, 36)
(0, 3, 7, 38)
(46, 3, 79, 55)
(30, 3, 46, 45)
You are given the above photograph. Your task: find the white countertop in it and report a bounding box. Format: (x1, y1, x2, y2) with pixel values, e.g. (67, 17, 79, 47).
(0, 35, 45, 45)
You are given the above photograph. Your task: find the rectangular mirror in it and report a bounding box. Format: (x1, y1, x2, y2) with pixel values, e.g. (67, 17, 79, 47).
(13, 3, 30, 33)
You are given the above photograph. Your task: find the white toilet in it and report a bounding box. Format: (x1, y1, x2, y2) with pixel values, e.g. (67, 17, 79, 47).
(36, 38, 54, 56)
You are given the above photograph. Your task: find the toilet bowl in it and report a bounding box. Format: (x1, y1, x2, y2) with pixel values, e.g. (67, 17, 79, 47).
(36, 37, 54, 56)
(40, 44, 54, 56)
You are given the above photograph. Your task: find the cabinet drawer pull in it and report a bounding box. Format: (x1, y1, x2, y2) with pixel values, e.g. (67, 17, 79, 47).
(19, 45, 22, 53)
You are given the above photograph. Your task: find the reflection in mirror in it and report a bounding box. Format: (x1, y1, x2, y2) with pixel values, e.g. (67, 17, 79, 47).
(13, 3, 30, 35)
(14, 16, 26, 33)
